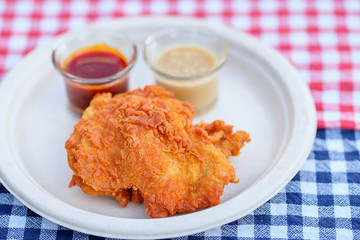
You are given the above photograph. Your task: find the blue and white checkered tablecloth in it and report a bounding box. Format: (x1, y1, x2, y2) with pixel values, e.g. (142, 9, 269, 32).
(1, 129, 359, 240)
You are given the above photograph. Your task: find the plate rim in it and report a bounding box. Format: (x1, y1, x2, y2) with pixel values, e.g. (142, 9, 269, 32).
(0, 16, 317, 239)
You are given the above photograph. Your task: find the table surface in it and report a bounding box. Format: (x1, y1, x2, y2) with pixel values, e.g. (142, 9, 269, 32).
(0, 1, 359, 239)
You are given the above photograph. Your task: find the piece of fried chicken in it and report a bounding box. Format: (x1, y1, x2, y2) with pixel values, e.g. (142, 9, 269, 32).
(65, 85, 250, 218)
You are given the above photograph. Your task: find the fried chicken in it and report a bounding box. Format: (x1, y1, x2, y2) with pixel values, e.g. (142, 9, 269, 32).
(65, 85, 250, 218)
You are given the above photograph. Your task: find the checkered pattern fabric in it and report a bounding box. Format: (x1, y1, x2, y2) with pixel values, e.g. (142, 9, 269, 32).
(0, 0, 359, 129)
(1, 129, 359, 239)
(1, 0, 360, 239)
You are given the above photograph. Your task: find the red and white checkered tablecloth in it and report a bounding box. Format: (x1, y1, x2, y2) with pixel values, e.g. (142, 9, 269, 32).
(0, 0, 359, 129)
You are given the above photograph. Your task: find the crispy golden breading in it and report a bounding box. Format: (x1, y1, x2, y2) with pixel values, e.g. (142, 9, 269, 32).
(65, 85, 250, 218)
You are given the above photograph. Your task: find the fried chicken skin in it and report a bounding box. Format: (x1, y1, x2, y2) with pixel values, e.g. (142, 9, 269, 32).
(65, 85, 250, 218)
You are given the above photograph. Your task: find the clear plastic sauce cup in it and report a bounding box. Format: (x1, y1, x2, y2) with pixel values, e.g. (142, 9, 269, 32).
(144, 27, 228, 112)
(52, 30, 137, 113)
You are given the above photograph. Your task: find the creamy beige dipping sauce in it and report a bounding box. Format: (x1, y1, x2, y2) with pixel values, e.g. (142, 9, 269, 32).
(155, 45, 219, 111)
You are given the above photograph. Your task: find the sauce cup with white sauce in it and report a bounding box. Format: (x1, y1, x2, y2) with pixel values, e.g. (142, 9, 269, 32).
(143, 27, 228, 112)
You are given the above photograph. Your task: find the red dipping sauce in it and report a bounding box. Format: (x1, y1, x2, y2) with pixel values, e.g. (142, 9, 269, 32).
(62, 44, 131, 112)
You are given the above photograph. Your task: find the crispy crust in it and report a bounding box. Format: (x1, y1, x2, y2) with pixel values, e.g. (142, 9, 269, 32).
(65, 85, 250, 218)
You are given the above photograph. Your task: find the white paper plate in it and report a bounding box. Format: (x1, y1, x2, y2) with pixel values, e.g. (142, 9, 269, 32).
(0, 17, 316, 239)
